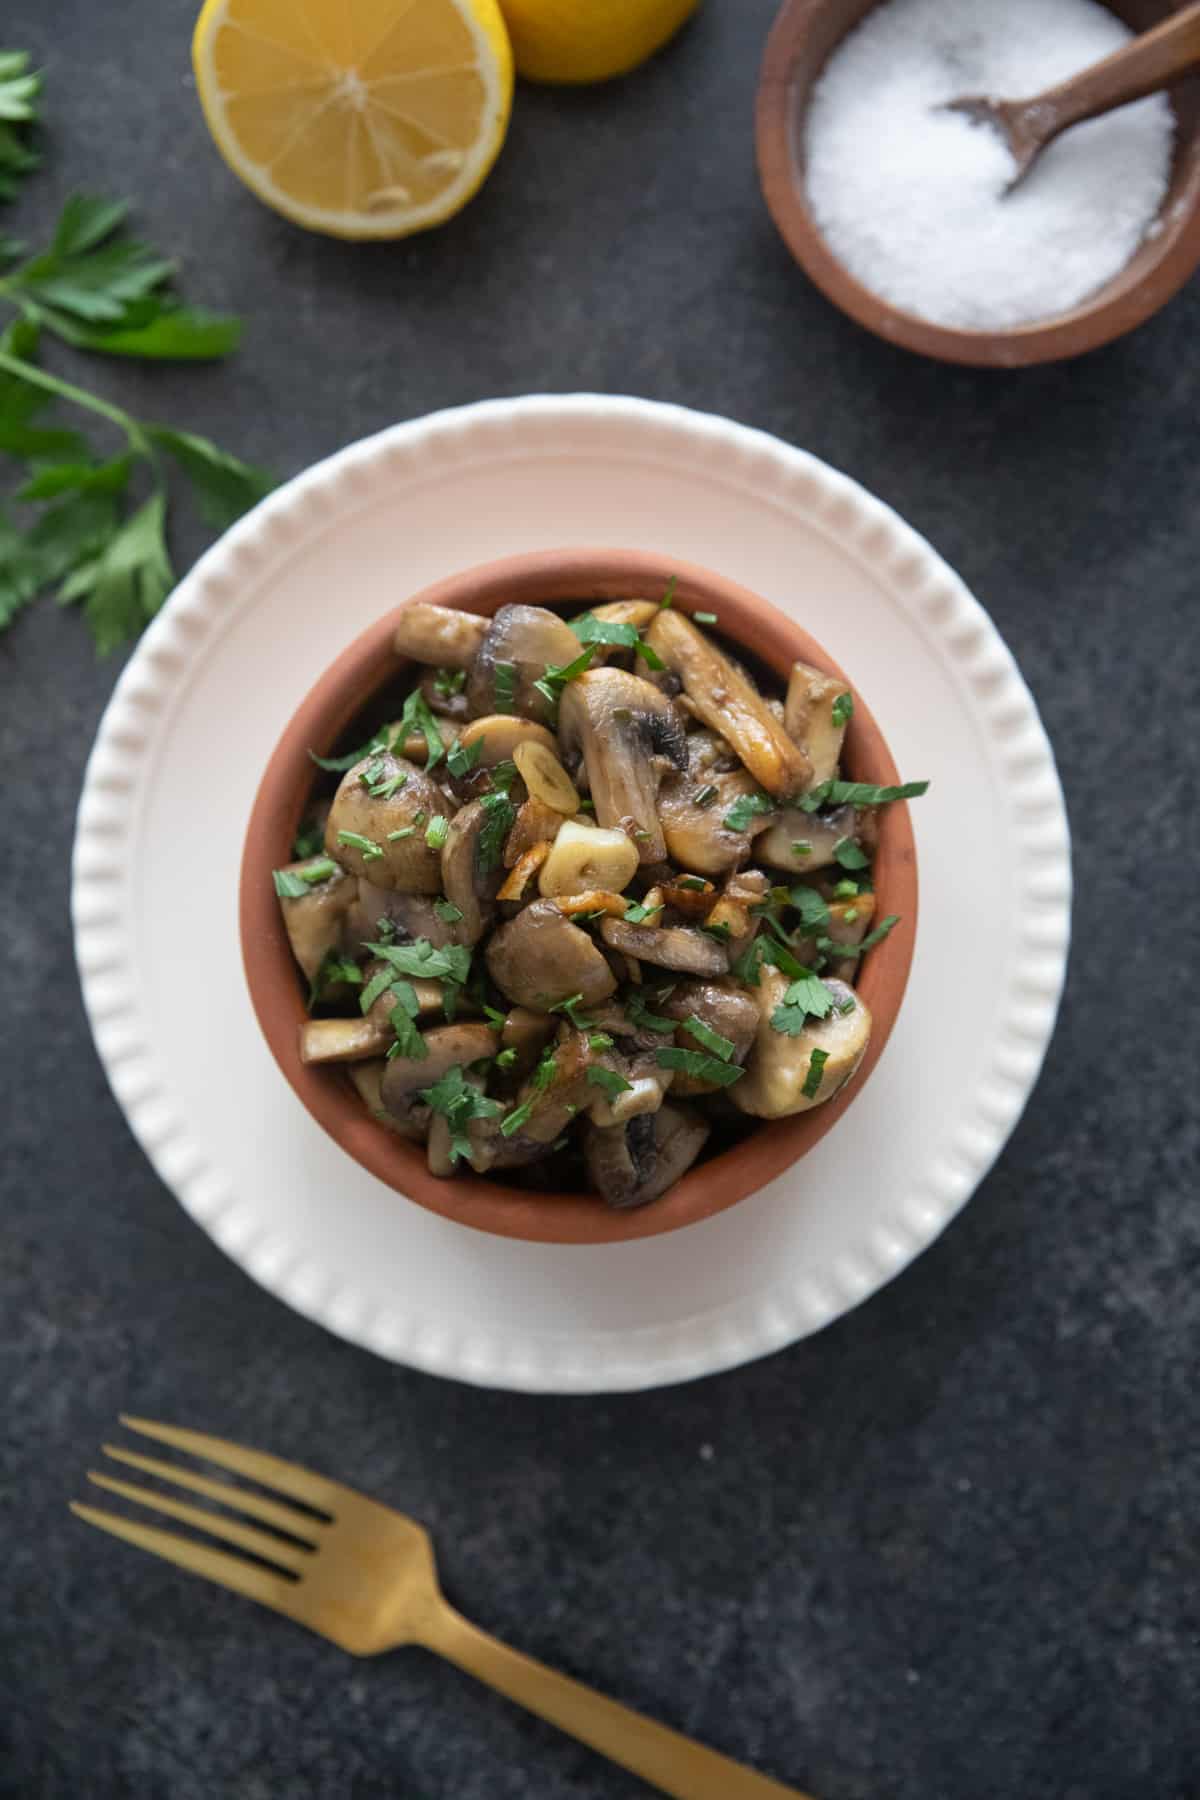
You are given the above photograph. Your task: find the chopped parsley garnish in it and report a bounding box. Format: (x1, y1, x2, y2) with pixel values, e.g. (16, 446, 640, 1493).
(694, 784, 718, 808)
(434, 898, 464, 923)
(681, 1015, 735, 1061)
(549, 992, 593, 1029)
(692, 611, 717, 625)
(434, 667, 466, 699)
(413, 810, 426, 826)
(588, 1032, 615, 1051)
(831, 692, 854, 728)
(833, 880, 860, 899)
(702, 920, 732, 941)
(654, 1046, 744, 1087)
(394, 687, 445, 770)
(791, 841, 812, 859)
(387, 981, 426, 1061)
(798, 778, 929, 812)
(424, 813, 449, 850)
(360, 964, 399, 1013)
(493, 661, 517, 714)
(446, 735, 483, 778)
(359, 757, 389, 788)
(770, 971, 838, 1036)
(624, 990, 676, 1033)
(624, 899, 663, 925)
(534, 645, 596, 716)
(586, 1065, 633, 1099)
(309, 728, 390, 773)
(387, 826, 416, 841)
(337, 829, 383, 862)
(801, 1048, 829, 1100)
(732, 933, 813, 987)
(367, 937, 471, 986)
(570, 613, 638, 648)
(723, 790, 774, 833)
(494, 1046, 518, 1070)
(482, 1003, 507, 1030)
(500, 1046, 558, 1136)
(790, 886, 831, 934)
(842, 907, 860, 923)
(419, 1065, 503, 1164)
(272, 858, 337, 898)
(819, 914, 900, 959)
(833, 836, 869, 870)
(478, 789, 516, 871)
(488, 758, 518, 797)
(306, 949, 362, 1010)
(675, 875, 708, 891)
(660, 577, 676, 609)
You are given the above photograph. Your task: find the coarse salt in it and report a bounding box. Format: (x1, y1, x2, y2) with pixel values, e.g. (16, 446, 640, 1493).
(804, 0, 1175, 330)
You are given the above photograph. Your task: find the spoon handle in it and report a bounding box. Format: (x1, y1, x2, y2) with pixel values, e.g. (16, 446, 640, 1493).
(1024, 2, 1200, 139)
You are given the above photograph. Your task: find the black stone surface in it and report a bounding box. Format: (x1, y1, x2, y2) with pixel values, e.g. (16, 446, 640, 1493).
(2, 3, 1198, 1797)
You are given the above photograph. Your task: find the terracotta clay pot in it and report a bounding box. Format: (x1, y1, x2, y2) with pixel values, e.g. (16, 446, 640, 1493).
(756, 0, 1200, 367)
(239, 548, 918, 1244)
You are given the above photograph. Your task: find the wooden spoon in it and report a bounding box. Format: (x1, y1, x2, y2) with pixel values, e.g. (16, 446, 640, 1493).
(946, 1, 1200, 190)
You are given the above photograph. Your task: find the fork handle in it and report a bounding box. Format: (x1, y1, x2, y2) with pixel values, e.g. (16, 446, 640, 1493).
(419, 1603, 814, 1800)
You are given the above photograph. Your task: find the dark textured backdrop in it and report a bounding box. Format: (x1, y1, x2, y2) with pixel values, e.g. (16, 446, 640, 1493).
(3, 3, 1198, 1797)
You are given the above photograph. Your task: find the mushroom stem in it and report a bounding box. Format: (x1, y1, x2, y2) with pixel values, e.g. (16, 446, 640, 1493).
(392, 604, 487, 669)
(558, 668, 687, 865)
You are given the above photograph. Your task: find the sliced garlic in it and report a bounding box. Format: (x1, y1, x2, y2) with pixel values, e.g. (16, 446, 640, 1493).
(538, 819, 639, 899)
(514, 739, 580, 815)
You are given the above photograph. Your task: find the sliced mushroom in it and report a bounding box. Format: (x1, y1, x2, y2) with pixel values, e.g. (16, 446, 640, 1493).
(486, 899, 617, 1011)
(350, 882, 470, 952)
(466, 604, 582, 725)
(645, 611, 811, 799)
(346, 1060, 406, 1134)
(755, 803, 864, 874)
(538, 819, 639, 899)
(703, 868, 769, 954)
(505, 1030, 598, 1146)
(441, 797, 505, 945)
(503, 796, 563, 867)
(392, 603, 487, 670)
(325, 754, 446, 892)
(499, 1007, 557, 1078)
(600, 915, 729, 976)
(784, 663, 850, 788)
(497, 842, 551, 905)
(661, 978, 761, 1095)
(558, 668, 687, 864)
(274, 858, 356, 983)
(458, 714, 558, 767)
(579, 599, 659, 631)
(823, 893, 877, 982)
(583, 1102, 709, 1208)
(379, 1022, 496, 1136)
(734, 973, 871, 1119)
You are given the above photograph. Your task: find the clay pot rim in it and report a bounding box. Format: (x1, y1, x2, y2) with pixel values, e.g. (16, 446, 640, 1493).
(755, 0, 1200, 368)
(238, 546, 918, 1245)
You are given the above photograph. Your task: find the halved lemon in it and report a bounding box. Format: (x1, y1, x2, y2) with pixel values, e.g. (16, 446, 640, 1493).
(192, 0, 514, 239)
(498, 0, 701, 85)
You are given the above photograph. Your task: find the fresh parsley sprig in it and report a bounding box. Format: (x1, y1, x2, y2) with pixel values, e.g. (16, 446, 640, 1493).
(0, 51, 40, 204)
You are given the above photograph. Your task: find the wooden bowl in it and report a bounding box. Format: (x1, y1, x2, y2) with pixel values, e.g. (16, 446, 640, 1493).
(239, 548, 918, 1244)
(756, 0, 1200, 367)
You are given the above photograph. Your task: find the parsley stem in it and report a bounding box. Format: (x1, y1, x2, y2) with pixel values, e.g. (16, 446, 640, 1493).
(0, 346, 156, 462)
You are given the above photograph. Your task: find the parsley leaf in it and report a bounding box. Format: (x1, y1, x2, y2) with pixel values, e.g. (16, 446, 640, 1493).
(586, 1065, 633, 1099)
(789, 886, 831, 934)
(0, 52, 41, 204)
(819, 914, 900, 959)
(493, 661, 517, 713)
(395, 687, 444, 770)
(770, 971, 838, 1036)
(367, 937, 471, 986)
(306, 949, 362, 1011)
(549, 992, 593, 1029)
(434, 667, 465, 699)
(681, 1014, 736, 1061)
(833, 837, 869, 870)
(623, 899, 663, 925)
(387, 980, 426, 1061)
(624, 990, 676, 1033)
(798, 779, 930, 812)
(434, 898, 464, 923)
(148, 426, 272, 527)
(419, 1064, 502, 1164)
(446, 735, 483, 778)
(477, 789, 515, 871)
(723, 790, 774, 833)
(831, 692, 854, 728)
(655, 1046, 745, 1087)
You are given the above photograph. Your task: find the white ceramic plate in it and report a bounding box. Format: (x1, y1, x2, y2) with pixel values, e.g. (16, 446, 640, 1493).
(72, 396, 1070, 1393)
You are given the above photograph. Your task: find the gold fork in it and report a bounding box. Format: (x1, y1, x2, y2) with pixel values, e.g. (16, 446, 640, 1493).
(71, 1417, 813, 1800)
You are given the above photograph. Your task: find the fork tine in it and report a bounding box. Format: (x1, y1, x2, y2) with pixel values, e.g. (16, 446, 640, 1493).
(102, 1446, 321, 1540)
(119, 1416, 342, 1513)
(86, 1473, 312, 1573)
(70, 1503, 297, 1614)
